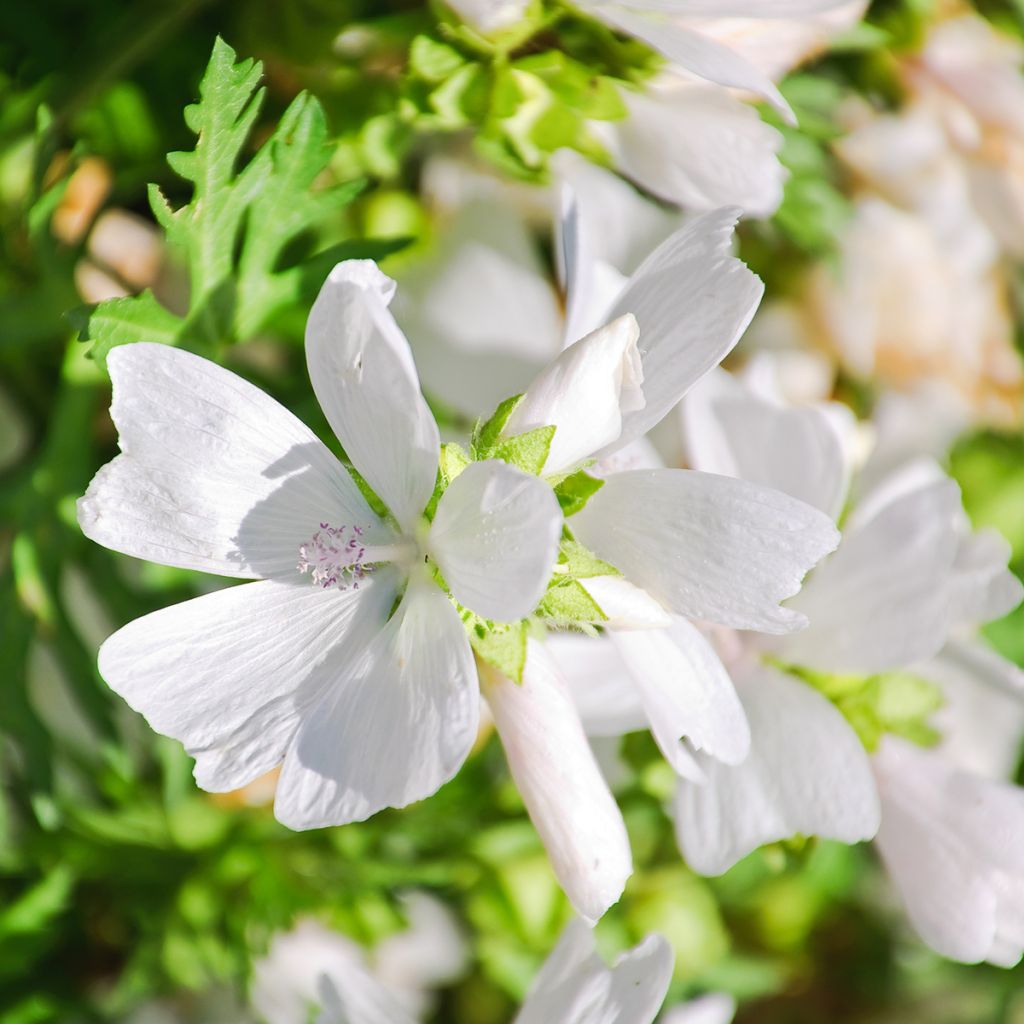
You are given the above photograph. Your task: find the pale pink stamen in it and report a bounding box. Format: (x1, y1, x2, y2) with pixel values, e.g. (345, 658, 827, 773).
(298, 523, 371, 591)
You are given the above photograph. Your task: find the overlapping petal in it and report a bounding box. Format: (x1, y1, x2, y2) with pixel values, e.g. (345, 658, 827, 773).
(78, 343, 381, 579)
(428, 459, 562, 622)
(275, 578, 479, 829)
(572, 468, 839, 633)
(98, 572, 398, 793)
(306, 261, 440, 532)
(675, 667, 881, 875)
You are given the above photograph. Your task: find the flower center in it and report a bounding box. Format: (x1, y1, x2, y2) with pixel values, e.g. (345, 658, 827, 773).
(298, 523, 371, 590)
(298, 523, 418, 590)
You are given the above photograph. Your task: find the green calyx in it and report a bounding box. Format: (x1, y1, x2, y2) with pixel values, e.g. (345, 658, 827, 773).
(779, 663, 945, 752)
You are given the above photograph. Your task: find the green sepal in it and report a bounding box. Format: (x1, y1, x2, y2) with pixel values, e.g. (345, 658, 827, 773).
(554, 470, 605, 517)
(786, 664, 944, 753)
(558, 537, 620, 580)
(424, 442, 472, 521)
(467, 617, 529, 684)
(344, 463, 391, 522)
(408, 34, 467, 83)
(472, 393, 524, 456)
(492, 425, 555, 476)
(537, 579, 605, 629)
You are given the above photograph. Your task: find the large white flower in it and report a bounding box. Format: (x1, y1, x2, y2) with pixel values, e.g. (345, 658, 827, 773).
(78, 260, 563, 830)
(661, 367, 1023, 965)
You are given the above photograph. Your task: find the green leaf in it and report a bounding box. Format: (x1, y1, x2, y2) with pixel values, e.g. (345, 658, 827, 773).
(493, 425, 555, 476)
(537, 579, 604, 628)
(553, 470, 604, 516)
(469, 619, 529, 684)
(425, 442, 472, 520)
(67, 291, 183, 369)
(75, 38, 372, 365)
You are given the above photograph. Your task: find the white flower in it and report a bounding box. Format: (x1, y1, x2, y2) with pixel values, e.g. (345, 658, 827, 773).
(661, 992, 736, 1024)
(443, 0, 530, 35)
(257, 917, 673, 1024)
(659, 368, 1023, 964)
(78, 260, 563, 830)
(873, 737, 1024, 968)
(252, 895, 466, 1024)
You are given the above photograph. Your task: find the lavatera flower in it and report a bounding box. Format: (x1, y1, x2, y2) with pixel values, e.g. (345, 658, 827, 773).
(77, 260, 563, 831)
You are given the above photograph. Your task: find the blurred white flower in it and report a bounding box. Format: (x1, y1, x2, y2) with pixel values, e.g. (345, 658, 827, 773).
(252, 894, 467, 1024)
(255, 916, 673, 1024)
(79, 260, 563, 831)
(661, 992, 736, 1024)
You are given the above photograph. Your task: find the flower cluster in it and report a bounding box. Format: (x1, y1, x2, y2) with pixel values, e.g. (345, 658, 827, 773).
(66, 2, 1024, 1019)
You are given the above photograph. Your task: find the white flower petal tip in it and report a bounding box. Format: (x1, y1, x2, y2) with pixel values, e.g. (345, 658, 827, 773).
(273, 580, 479, 830)
(573, 469, 839, 634)
(507, 313, 643, 475)
(675, 668, 881, 876)
(483, 641, 633, 924)
(429, 459, 563, 623)
(873, 739, 1024, 968)
(78, 343, 377, 579)
(661, 992, 737, 1024)
(514, 919, 673, 1024)
(306, 260, 440, 533)
(612, 619, 750, 779)
(599, 208, 765, 455)
(579, 575, 672, 630)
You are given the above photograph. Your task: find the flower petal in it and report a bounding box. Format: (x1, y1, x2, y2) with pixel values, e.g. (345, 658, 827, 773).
(275, 578, 479, 828)
(780, 466, 963, 672)
(682, 368, 854, 519)
(77, 343, 381, 579)
(572, 468, 839, 633)
(585, 9, 793, 119)
(598, 209, 764, 457)
(514, 919, 673, 1024)
(428, 460, 562, 622)
(306, 261, 440, 532)
(611, 618, 750, 780)
(97, 573, 398, 793)
(548, 633, 649, 737)
(675, 666, 880, 875)
(506, 314, 644, 474)
(603, 84, 786, 216)
(661, 993, 737, 1024)
(579, 575, 672, 630)
(483, 640, 633, 923)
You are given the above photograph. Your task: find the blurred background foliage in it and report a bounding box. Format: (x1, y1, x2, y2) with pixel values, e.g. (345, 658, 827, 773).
(2, 1, 1024, 1021)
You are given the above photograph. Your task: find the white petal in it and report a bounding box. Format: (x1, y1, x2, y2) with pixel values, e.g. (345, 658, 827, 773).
(78, 343, 382, 579)
(547, 633, 649, 737)
(428, 460, 562, 622)
(950, 526, 1023, 626)
(611, 619, 750, 781)
(927, 638, 1024, 781)
(604, 83, 786, 216)
(98, 573, 397, 793)
(444, 0, 530, 34)
(275, 579, 479, 828)
(579, 575, 672, 630)
(781, 468, 963, 672)
(306, 261, 440, 532)
(675, 667, 880, 875)
(597, 209, 764, 457)
(872, 739, 1016, 964)
(315, 970, 417, 1024)
(586, 9, 793, 119)
(554, 151, 681, 343)
(515, 919, 673, 1024)
(682, 368, 854, 519)
(391, 197, 561, 415)
(483, 640, 633, 923)
(572, 468, 839, 633)
(506, 314, 644, 475)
